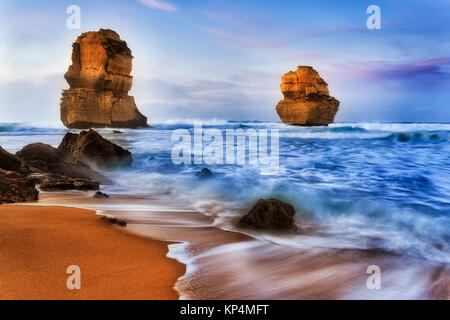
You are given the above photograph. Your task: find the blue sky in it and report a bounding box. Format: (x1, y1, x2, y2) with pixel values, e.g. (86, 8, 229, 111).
(1, 0, 449, 123)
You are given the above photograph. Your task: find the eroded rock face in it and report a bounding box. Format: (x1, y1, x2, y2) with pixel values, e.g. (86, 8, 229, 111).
(29, 173, 99, 192)
(238, 199, 297, 231)
(58, 129, 132, 169)
(0, 146, 27, 173)
(0, 133, 124, 202)
(61, 29, 148, 129)
(276, 66, 339, 126)
(0, 169, 38, 204)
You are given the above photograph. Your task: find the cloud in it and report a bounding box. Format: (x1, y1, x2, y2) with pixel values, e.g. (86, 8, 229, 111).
(132, 74, 279, 121)
(346, 57, 450, 89)
(138, 0, 177, 12)
(376, 57, 450, 80)
(0, 74, 65, 122)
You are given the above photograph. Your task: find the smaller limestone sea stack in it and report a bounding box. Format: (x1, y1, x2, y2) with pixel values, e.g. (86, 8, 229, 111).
(61, 29, 148, 129)
(276, 66, 340, 126)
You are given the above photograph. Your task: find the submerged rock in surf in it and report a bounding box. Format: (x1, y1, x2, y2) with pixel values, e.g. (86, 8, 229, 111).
(238, 198, 297, 231)
(101, 216, 127, 227)
(195, 168, 214, 179)
(94, 191, 110, 198)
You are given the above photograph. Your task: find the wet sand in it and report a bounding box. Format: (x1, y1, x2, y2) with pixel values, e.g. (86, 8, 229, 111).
(0, 205, 185, 300)
(10, 192, 450, 300)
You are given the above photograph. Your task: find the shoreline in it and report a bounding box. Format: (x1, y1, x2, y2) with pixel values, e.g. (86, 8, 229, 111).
(0, 204, 185, 300)
(12, 191, 450, 300)
(1, 197, 449, 299)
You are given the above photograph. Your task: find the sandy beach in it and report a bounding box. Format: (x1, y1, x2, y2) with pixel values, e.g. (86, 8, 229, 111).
(0, 205, 185, 300)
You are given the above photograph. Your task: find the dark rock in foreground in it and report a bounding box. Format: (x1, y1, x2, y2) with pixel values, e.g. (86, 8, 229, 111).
(0, 146, 28, 174)
(58, 129, 132, 169)
(238, 199, 297, 231)
(15, 142, 105, 184)
(14, 142, 105, 193)
(29, 173, 99, 191)
(0, 130, 125, 203)
(195, 168, 214, 179)
(0, 169, 39, 204)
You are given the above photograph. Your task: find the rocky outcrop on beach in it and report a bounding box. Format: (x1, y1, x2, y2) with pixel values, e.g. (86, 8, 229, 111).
(0, 146, 28, 174)
(276, 66, 339, 126)
(0, 170, 39, 204)
(0, 130, 132, 202)
(0, 148, 37, 203)
(60, 29, 148, 129)
(238, 199, 297, 231)
(58, 129, 133, 169)
(14, 143, 105, 192)
(29, 173, 99, 192)
(15, 143, 105, 183)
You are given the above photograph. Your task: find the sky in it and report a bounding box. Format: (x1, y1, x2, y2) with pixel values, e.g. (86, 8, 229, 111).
(0, 0, 449, 123)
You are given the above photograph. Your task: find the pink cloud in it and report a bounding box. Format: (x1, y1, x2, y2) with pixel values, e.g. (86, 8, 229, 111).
(138, 0, 177, 12)
(357, 57, 450, 80)
(324, 57, 450, 92)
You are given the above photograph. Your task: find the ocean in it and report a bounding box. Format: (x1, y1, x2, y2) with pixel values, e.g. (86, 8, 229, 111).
(1, 121, 449, 299)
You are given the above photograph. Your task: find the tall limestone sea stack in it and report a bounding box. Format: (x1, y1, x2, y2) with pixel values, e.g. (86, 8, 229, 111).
(276, 66, 339, 126)
(60, 29, 148, 129)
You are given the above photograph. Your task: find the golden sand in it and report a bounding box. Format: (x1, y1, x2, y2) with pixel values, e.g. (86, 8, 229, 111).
(0, 205, 185, 300)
